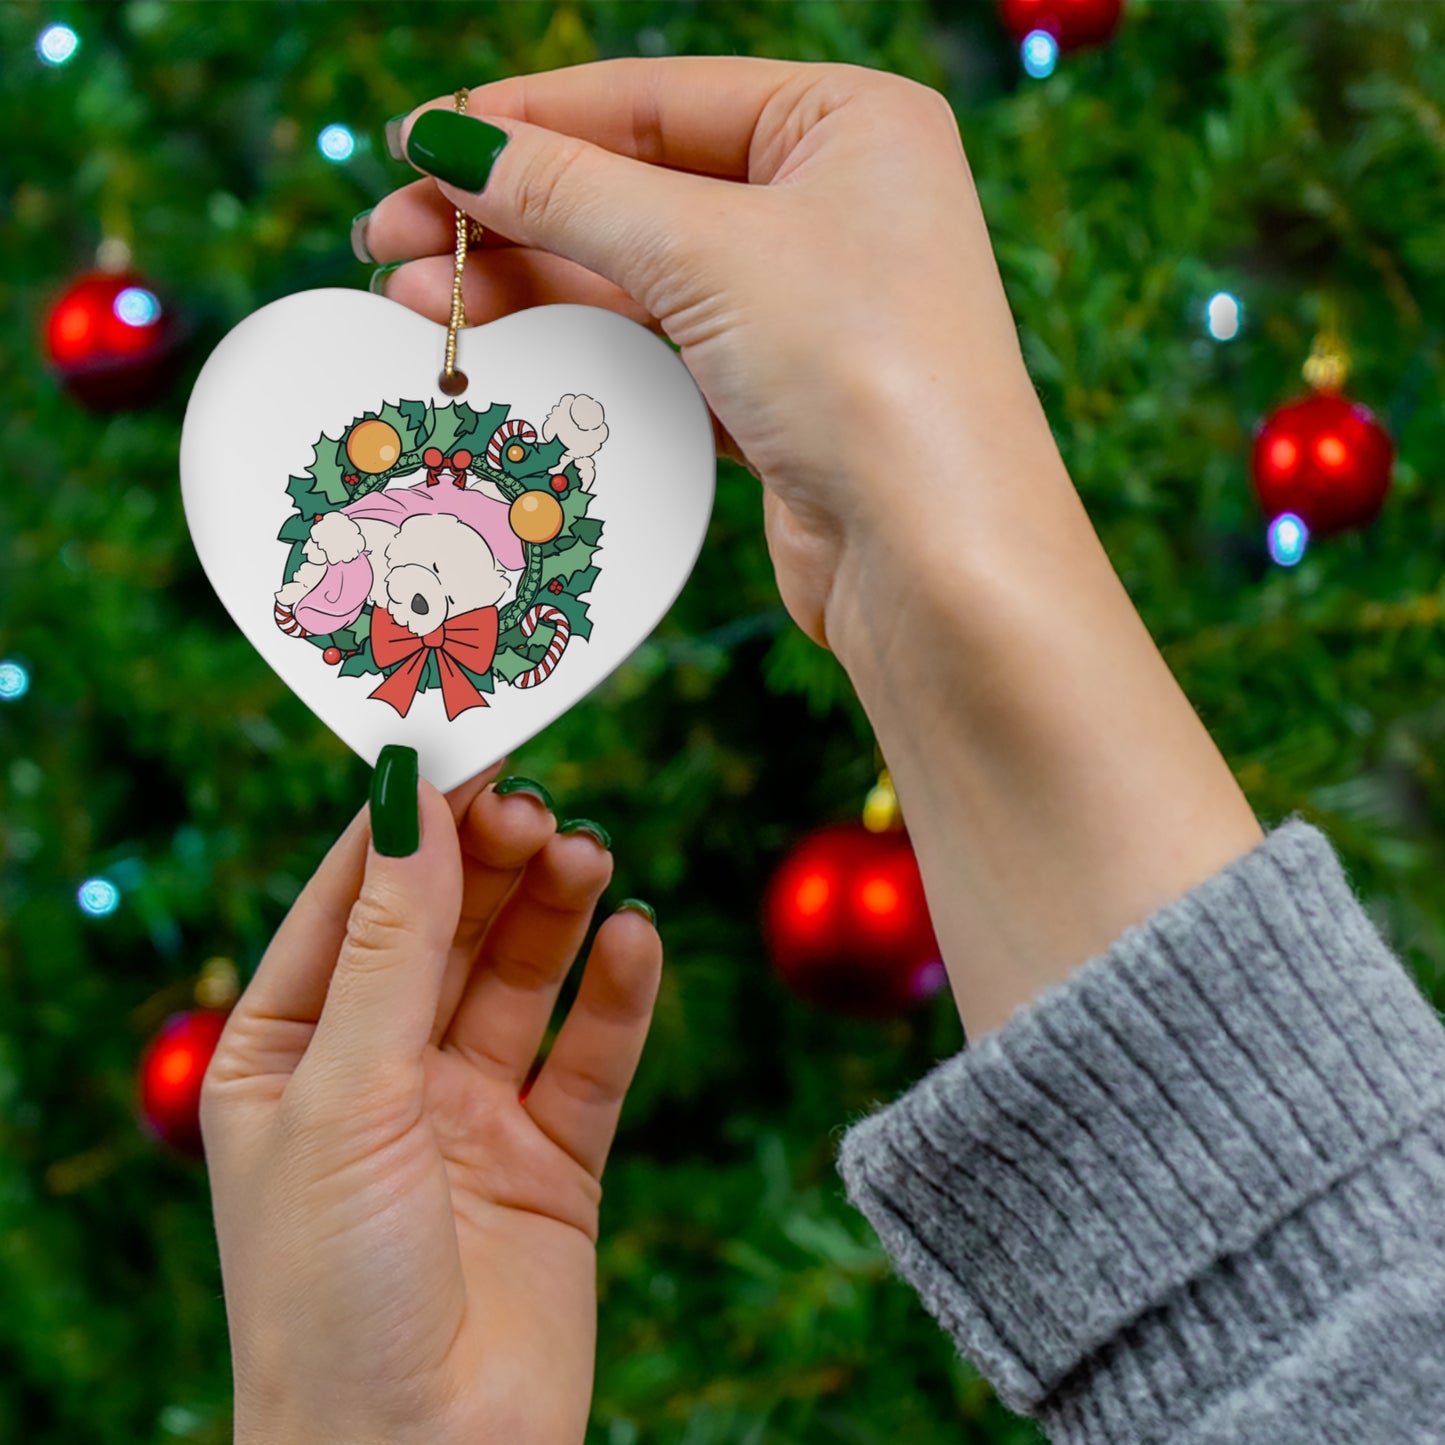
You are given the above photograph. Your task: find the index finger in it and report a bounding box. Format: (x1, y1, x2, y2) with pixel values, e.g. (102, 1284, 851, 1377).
(421, 55, 812, 183)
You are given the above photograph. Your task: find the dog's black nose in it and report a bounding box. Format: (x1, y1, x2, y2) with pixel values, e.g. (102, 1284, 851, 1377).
(411, 593, 429, 616)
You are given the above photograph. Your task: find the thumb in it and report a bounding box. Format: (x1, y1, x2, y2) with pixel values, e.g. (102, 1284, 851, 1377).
(397, 106, 734, 317)
(304, 746, 463, 1088)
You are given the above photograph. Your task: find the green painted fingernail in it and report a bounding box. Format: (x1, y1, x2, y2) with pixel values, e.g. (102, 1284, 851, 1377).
(559, 818, 612, 850)
(350, 208, 375, 264)
(371, 745, 419, 857)
(369, 261, 404, 296)
(617, 898, 656, 926)
(405, 110, 509, 192)
(494, 775, 555, 811)
(384, 113, 409, 161)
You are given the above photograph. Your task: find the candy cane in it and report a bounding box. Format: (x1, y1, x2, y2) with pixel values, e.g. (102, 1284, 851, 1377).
(274, 600, 307, 637)
(486, 418, 538, 470)
(511, 604, 571, 688)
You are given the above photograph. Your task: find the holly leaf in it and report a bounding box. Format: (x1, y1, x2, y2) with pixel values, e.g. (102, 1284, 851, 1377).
(340, 647, 381, 678)
(329, 625, 359, 652)
(391, 399, 431, 447)
(539, 546, 598, 591)
(571, 517, 604, 547)
(287, 434, 352, 516)
(491, 647, 536, 683)
(277, 513, 314, 543)
(456, 661, 496, 695)
(506, 435, 567, 480)
(566, 563, 601, 597)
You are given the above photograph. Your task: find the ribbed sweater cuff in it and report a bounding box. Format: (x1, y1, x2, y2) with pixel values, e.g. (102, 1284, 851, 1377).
(836, 818, 1445, 1428)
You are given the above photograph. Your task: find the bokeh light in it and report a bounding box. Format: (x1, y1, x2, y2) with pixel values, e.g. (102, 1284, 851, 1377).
(37, 24, 79, 66)
(0, 660, 29, 701)
(1021, 30, 1059, 79)
(1267, 512, 1309, 567)
(317, 124, 356, 162)
(1205, 291, 1242, 341)
(114, 287, 161, 328)
(77, 878, 121, 918)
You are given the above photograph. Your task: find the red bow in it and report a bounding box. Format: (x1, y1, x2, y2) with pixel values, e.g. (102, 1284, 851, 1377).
(368, 605, 498, 720)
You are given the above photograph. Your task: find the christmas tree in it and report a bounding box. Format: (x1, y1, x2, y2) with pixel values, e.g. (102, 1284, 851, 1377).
(3, 3, 1444, 1442)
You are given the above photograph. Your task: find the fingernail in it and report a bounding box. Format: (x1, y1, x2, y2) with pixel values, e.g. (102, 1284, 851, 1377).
(369, 261, 404, 297)
(617, 898, 657, 927)
(405, 110, 509, 192)
(493, 775, 555, 811)
(384, 113, 409, 162)
(371, 745, 419, 857)
(350, 208, 375, 264)
(558, 818, 612, 850)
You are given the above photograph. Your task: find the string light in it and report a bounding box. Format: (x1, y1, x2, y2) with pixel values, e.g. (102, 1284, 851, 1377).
(1205, 291, 1242, 342)
(77, 877, 121, 917)
(1267, 512, 1309, 567)
(0, 660, 29, 701)
(114, 286, 161, 328)
(37, 24, 79, 66)
(317, 124, 356, 162)
(1021, 30, 1060, 78)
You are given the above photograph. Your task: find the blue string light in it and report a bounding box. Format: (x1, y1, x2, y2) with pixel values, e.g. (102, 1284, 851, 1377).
(37, 24, 79, 66)
(1021, 30, 1059, 79)
(1205, 291, 1243, 342)
(114, 286, 162, 327)
(318, 124, 356, 162)
(77, 878, 121, 918)
(1267, 512, 1309, 567)
(0, 660, 29, 701)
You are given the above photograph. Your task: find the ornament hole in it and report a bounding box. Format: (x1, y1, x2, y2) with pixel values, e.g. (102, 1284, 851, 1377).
(438, 368, 469, 397)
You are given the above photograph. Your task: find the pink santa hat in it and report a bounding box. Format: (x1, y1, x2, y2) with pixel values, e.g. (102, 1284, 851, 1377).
(291, 482, 523, 637)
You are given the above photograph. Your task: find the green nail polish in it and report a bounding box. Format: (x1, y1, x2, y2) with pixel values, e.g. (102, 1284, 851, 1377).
(369, 261, 404, 296)
(494, 775, 555, 811)
(559, 818, 612, 850)
(350, 208, 375, 264)
(617, 898, 657, 927)
(405, 110, 509, 192)
(370, 745, 419, 857)
(384, 113, 409, 162)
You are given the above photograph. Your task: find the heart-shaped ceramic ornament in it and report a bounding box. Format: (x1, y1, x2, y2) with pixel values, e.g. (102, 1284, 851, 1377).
(180, 289, 715, 790)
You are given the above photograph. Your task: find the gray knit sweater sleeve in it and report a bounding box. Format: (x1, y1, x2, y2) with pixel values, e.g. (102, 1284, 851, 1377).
(836, 818, 1445, 1443)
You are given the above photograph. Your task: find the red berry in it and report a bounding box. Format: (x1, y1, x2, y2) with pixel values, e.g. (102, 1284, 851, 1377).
(423, 447, 444, 468)
(550, 474, 568, 491)
(449, 449, 472, 470)
(344, 473, 360, 485)
(323, 646, 342, 665)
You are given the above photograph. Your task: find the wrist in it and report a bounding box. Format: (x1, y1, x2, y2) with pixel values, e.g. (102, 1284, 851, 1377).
(822, 418, 1262, 1039)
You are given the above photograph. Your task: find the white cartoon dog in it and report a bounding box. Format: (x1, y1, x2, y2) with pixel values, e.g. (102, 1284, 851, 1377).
(275, 484, 526, 639)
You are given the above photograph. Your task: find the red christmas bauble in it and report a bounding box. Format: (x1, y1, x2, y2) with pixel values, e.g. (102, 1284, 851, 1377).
(550, 473, 569, 492)
(44, 270, 182, 410)
(323, 645, 343, 665)
(137, 1008, 230, 1157)
(998, 0, 1124, 49)
(763, 823, 945, 1017)
(1251, 392, 1394, 537)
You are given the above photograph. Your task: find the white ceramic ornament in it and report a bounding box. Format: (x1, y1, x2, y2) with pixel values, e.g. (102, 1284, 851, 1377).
(180, 289, 715, 790)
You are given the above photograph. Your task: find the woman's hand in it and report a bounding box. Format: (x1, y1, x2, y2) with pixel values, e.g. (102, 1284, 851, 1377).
(201, 759, 661, 1445)
(361, 56, 1055, 658)
(363, 58, 1260, 1043)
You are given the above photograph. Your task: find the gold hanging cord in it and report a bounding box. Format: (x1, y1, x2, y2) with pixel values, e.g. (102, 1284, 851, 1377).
(439, 88, 481, 395)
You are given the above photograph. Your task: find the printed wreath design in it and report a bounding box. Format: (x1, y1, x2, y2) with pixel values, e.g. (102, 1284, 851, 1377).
(272, 395, 606, 720)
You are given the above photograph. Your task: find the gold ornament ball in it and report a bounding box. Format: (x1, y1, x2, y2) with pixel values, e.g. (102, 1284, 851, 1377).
(346, 419, 402, 474)
(509, 490, 564, 545)
(506, 441, 527, 463)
